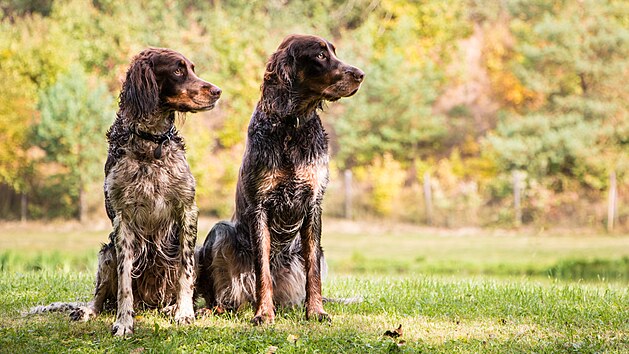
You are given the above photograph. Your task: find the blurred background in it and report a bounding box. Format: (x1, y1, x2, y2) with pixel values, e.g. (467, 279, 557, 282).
(0, 0, 627, 231)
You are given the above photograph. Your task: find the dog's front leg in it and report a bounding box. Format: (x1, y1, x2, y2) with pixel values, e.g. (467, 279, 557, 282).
(174, 204, 198, 325)
(301, 206, 330, 322)
(251, 209, 275, 325)
(112, 216, 135, 336)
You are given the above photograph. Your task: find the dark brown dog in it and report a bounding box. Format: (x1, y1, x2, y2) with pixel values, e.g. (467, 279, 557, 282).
(196, 34, 364, 324)
(29, 48, 221, 336)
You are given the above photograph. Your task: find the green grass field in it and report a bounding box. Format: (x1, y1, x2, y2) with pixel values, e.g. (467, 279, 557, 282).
(1, 220, 628, 353)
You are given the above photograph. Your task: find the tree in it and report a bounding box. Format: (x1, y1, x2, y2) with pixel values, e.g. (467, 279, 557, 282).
(331, 1, 470, 168)
(35, 64, 114, 222)
(487, 0, 629, 189)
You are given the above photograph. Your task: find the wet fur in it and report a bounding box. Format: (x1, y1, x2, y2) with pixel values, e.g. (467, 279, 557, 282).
(196, 34, 364, 324)
(28, 48, 220, 336)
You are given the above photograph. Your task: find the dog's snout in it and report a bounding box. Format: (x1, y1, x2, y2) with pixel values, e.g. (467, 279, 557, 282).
(203, 83, 222, 97)
(345, 67, 364, 83)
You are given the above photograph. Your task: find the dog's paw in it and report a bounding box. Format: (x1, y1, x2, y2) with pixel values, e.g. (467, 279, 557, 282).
(161, 304, 177, 317)
(69, 306, 96, 322)
(250, 315, 266, 326)
(111, 321, 134, 336)
(251, 312, 275, 326)
(174, 306, 195, 325)
(306, 309, 331, 323)
(174, 313, 194, 325)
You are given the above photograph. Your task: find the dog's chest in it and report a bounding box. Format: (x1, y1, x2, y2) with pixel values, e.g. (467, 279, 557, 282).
(260, 159, 328, 239)
(106, 153, 194, 221)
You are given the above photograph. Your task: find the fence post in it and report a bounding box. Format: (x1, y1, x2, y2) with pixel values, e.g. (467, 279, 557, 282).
(423, 172, 433, 225)
(513, 170, 522, 228)
(607, 171, 617, 232)
(344, 169, 352, 219)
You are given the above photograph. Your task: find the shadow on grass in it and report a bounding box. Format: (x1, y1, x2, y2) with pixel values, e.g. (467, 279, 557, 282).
(0, 250, 97, 273)
(333, 251, 629, 282)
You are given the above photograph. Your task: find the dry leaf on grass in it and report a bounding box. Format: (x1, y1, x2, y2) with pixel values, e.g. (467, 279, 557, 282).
(287, 334, 299, 344)
(266, 345, 278, 353)
(383, 324, 403, 338)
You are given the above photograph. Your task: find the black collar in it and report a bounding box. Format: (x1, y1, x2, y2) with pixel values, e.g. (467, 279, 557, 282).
(133, 125, 175, 159)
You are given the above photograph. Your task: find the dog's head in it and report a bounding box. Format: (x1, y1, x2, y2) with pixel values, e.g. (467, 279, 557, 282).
(120, 48, 221, 121)
(264, 34, 364, 104)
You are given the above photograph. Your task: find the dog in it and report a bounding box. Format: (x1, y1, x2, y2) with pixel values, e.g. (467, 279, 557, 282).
(29, 48, 221, 336)
(195, 34, 364, 325)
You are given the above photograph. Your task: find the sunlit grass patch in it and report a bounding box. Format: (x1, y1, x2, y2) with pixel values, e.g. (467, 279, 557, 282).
(1, 224, 628, 352)
(1, 272, 627, 353)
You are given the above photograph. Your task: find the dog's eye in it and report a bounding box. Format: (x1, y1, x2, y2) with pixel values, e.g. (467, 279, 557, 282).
(174, 68, 184, 76)
(316, 52, 327, 60)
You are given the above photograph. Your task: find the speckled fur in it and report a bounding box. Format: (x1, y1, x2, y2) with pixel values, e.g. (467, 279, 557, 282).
(196, 34, 363, 325)
(28, 48, 220, 336)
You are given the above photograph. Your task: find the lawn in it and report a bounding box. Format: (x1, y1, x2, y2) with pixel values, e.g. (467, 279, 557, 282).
(0, 219, 628, 353)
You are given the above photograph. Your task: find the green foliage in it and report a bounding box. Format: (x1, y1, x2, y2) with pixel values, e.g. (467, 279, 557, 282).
(35, 64, 114, 218)
(477, 0, 629, 225)
(355, 154, 406, 216)
(486, 114, 603, 185)
(0, 0, 627, 226)
(0, 61, 36, 191)
(332, 2, 470, 168)
(0, 0, 52, 17)
(547, 257, 629, 282)
(489, 0, 629, 187)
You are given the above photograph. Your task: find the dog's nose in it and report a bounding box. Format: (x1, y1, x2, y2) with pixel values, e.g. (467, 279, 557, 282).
(211, 86, 222, 97)
(204, 84, 222, 97)
(347, 67, 365, 83)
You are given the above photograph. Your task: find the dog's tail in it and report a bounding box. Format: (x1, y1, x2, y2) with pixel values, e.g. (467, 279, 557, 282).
(23, 302, 86, 317)
(322, 296, 364, 305)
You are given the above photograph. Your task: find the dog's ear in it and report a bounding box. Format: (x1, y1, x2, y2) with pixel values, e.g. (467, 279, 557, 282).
(119, 54, 159, 120)
(264, 44, 295, 88)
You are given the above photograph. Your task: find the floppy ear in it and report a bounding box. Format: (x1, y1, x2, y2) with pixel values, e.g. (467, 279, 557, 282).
(264, 45, 295, 88)
(119, 55, 159, 120)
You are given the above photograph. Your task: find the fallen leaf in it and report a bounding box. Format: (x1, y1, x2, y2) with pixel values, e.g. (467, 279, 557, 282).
(266, 345, 278, 354)
(287, 334, 299, 344)
(383, 324, 403, 338)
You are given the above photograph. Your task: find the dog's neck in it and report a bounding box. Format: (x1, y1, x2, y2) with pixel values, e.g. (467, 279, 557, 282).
(259, 82, 322, 128)
(116, 111, 177, 159)
(131, 111, 176, 135)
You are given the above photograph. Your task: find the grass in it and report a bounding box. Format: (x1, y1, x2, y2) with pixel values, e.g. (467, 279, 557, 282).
(1, 219, 628, 352)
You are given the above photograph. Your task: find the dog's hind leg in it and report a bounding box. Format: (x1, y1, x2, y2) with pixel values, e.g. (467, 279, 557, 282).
(195, 222, 220, 310)
(70, 237, 117, 322)
(173, 204, 198, 325)
(196, 220, 253, 315)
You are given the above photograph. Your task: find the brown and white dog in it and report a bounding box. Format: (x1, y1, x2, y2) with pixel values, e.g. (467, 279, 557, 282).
(195, 34, 364, 325)
(29, 48, 221, 336)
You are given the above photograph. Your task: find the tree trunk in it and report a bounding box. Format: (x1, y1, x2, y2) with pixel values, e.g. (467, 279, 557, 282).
(423, 172, 433, 226)
(607, 171, 617, 232)
(79, 184, 86, 223)
(344, 169, 353, 220)
(513, 171, 522, 228)
(20, 192, 27, 223)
